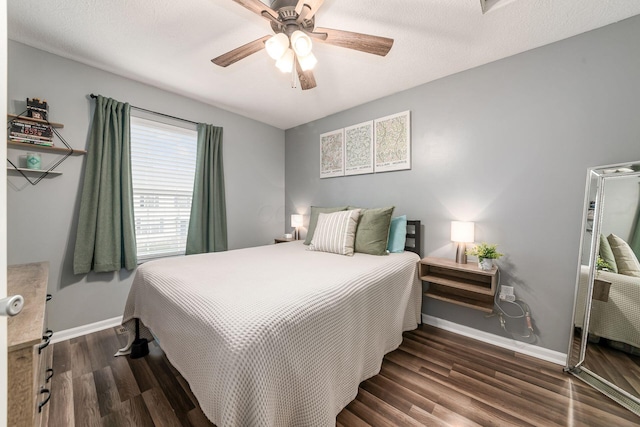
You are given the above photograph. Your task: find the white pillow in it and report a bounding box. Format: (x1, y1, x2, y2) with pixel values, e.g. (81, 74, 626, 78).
(308, 209, 361, 256)
(607, 234, 640, 278)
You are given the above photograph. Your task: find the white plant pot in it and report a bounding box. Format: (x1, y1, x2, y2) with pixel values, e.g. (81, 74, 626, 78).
(479, 258, 494, 271)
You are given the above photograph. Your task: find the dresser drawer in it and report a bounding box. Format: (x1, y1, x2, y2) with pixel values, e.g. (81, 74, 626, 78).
(7, 262, 50, 427)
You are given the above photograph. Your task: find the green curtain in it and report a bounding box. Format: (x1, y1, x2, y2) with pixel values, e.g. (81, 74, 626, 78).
(186, 123, 227, 254)
(631, 206, 640, 259)
(73, 95, 137, 274)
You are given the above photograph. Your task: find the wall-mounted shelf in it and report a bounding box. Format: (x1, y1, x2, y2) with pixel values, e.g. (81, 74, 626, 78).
(7, 114, 64, 128)
(7, 112, 85, 185)
(420, 256, 498, 313)
(8, 140, 86, 155)
(7, 167, 62, 176)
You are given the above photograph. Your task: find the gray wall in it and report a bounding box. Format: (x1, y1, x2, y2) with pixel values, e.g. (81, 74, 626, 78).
(285, 16, 640, 353)
(7, 41, 285, 332)
(601, 177, 640, 242)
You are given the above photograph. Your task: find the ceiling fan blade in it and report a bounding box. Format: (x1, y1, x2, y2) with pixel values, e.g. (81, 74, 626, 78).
(211, 35, 271, 67)
(295, 58, 317, 90)
(295, 0, 325, 20)
(232, 0, 278, 21)
(313, 27, 394, 57)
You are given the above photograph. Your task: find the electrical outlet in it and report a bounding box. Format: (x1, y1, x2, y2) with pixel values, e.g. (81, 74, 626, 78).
(500, 285, 515, 302)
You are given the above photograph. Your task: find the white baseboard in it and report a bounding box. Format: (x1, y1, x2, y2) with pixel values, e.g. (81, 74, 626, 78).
(422, 314, 567, 366)
(51, 315, 123, 344)
(51, 314, 566, 365)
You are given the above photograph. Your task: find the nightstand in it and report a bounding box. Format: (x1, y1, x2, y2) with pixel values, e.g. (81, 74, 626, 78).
(419, 257, 498, 313)
(274, 237, 296, 244)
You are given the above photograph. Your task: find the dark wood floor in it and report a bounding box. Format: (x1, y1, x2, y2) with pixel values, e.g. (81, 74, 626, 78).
(582, 338, 640, 400)
(45, 324, 640, 426)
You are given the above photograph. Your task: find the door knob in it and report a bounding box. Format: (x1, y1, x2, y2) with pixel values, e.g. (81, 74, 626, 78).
(0, 295, 24, 317)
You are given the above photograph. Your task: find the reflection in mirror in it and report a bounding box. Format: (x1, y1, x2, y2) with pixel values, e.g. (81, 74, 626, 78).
(567, 162, 640, 416)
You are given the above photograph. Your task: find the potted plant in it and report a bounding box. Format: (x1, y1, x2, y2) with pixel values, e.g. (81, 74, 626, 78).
(466, 242, 503, 270)
(596, 255, 612, 272)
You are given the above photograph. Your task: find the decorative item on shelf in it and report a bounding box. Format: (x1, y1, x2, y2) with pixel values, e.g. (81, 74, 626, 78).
(450, 221, 475, 264)
(291, 214, 303, 240)
(26, 153, 41, 170)
(466, 242, 503, 271)
(26, 98, 48, 120)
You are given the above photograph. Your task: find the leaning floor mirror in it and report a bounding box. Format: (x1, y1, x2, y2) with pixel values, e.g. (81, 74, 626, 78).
(566, 161, 640, 415)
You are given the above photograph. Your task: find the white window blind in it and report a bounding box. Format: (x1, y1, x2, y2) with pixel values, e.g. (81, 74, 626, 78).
(130, 116, 198, 261)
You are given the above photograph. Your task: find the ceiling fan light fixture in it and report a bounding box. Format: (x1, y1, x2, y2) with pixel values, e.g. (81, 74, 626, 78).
(290, 30, 312, 56)
(265, 33, 290, 60)
(297, 51, 317, 71)
(276, 48, 295, 73)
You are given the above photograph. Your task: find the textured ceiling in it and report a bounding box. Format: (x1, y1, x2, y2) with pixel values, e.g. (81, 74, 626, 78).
(8, 0, 640, 129)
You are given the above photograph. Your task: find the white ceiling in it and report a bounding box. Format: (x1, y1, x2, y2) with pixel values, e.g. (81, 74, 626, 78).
(8, 1, 640, 129)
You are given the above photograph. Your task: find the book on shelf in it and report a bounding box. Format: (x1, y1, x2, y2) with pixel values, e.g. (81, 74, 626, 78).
(10, 119, 52, 129)
(9, 131, 53, 142)
(9, 122, 53, 138)
(9, 138, 54, 147)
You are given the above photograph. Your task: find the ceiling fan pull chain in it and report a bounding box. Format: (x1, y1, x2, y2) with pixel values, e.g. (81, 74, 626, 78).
(291, 58, 297, 88)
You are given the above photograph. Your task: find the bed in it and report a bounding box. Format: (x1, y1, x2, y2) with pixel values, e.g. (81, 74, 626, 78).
(120, 222, 422, 427)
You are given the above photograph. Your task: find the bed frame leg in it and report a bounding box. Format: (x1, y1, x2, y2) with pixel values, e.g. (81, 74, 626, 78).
(130, 318, 149, 359)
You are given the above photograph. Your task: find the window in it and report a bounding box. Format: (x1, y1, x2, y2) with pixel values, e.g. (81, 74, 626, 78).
(130, 116, 197, 261)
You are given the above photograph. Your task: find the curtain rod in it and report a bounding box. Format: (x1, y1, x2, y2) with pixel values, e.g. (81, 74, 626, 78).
(90, 94, 199, 125)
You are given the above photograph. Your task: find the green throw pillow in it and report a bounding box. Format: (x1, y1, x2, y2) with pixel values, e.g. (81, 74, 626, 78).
(303, 206, 348, 245)
(599, 234, 618, 273)
(354, 206, 395, 255)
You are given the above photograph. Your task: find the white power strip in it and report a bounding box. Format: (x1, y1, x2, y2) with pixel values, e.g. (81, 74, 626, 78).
(500, 285, 515, 302)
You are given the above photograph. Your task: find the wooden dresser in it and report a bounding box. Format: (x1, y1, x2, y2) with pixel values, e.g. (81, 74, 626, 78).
(7, 262, 53, 427)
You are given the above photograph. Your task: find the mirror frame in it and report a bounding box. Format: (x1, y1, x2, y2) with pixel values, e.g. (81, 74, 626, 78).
(565, 161, 640, 416)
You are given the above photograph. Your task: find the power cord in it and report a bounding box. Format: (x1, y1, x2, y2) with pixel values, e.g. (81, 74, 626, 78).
(487, 268, 537, 343)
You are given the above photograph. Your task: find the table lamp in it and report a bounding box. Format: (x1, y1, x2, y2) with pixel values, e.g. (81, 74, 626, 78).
(291, 214, 303, 240)
(451, 221, 475, 264)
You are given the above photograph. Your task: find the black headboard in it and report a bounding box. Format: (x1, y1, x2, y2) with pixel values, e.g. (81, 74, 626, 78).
(405, 220, 422, 258)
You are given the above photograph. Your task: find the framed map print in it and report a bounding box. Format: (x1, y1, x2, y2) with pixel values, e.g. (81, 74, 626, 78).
(319, 128, 344, 178)
(374, 110, 411, 173)
(344, 121, 374, 176)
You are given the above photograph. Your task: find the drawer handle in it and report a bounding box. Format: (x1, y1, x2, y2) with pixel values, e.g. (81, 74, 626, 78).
(45, 368, 54, 383)
(46, 294, 52, 302)
(38, 388, 51, 413)
(38, 330, 54, 354)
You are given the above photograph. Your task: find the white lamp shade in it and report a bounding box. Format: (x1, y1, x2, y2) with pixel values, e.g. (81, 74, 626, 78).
(290, 30, 312, 56)
(451, 221, 475, 243)
(265, 33, 289, 60)
(276, 48, 295, 73)
(297, 51, 317, 71)
(291, 214, 303, 228)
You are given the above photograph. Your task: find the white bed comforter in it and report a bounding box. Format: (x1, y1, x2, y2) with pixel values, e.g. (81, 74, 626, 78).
(122, 241, 421, 427)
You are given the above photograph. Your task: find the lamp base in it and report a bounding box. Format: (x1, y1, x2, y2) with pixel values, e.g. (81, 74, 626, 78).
(455, 243, 467, 264)
(293, 228, 299, 240)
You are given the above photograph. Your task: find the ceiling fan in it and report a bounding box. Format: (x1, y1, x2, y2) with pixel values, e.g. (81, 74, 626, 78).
(212, 0, 394, 90)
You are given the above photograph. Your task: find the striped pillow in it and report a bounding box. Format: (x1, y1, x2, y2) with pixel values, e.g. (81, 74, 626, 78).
(308, 209, 361, 256)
